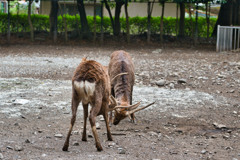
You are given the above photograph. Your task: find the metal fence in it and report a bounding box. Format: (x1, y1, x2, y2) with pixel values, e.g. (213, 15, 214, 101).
(216, 25, 240, 52)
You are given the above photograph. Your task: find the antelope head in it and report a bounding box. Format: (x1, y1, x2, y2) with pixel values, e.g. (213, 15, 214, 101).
(109, 95, 155, 125)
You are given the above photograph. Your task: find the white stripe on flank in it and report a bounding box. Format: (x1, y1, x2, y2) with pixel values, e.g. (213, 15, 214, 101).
(73, 81, 95, 103)
(84, 81, 96, 96)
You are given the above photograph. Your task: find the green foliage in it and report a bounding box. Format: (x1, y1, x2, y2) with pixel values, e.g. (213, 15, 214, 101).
(0, 13, 49, 33)
(171, 0, 226, 3)
(184, 17, 217, 37)
(0, 13, 217, 38)
(9, 1, 37, 14)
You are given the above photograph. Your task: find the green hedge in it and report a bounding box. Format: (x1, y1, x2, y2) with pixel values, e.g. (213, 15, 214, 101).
(0, 13, 217, 37)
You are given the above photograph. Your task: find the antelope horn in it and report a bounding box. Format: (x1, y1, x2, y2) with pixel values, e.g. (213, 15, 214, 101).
(111, 72, 128, 83)
(129, 102, 141, 110)
(109, 95, 118, 111)
(112, 101, 141, 111)
(128, 115, 132, 120)
(110, 95, 117, 106)
(126, 101, 155, 115)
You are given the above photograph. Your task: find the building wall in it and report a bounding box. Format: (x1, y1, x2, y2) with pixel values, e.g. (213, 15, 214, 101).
(40, 1, 51, 15)
(40, 1, 179, 18)
(103, 3, 178, 17)
(40, 1, 100, 16)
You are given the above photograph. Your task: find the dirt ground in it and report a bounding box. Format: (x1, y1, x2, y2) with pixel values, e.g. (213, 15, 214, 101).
(0, 44, 239, 160)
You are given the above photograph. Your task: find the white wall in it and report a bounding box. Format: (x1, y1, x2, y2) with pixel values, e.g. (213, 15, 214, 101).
(40, 2, 179, 17)
(103, 3, 179, 17)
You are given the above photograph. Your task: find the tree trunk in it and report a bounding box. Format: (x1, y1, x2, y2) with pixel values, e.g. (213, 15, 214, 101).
(58, 2, 68, 42)
(100, 1, 104, 44)
(7, 0, 10, 43)
(147, 2, 151, 43)
(233, 0, 240, 25)
(103, 0, 115, 31)
(28, 0, 34, 41)
(212, 0, 240, 36)
(175, 3, 178, 37)
(77, 0, 91, 39)
(74, 0, 81, 38)
(194, 3, 199, 45)
(206, 2, 210, 40)
(17, 2, 19, 37)
(124, 0, 130, 43)
(93, 0, 97, 43)
(50, 0, 58, 43)
(178, 2, 185, 37)
(147, 0, 155, 43)
(64, 2, 68, 42)
(160, 1, 165, 42)
(188, 4, 194, 38)
(114, 0, 124, 36)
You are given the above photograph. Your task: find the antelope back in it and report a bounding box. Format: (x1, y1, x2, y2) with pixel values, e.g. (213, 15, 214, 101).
(108, 50, 135, 102)
(108, 51, 136, 125)
(73, 58, 110, 104)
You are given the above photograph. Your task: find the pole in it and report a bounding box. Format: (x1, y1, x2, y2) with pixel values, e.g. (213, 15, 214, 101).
(194, 3, 198, 45)
(100, 1, 103, 44)
(7, 0, 10, 43)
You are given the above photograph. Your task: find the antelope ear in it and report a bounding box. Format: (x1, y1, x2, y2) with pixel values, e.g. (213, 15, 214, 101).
(103, 66, 109, 74)
(81, 57, 87, 62)
(103, 65, 108, 70)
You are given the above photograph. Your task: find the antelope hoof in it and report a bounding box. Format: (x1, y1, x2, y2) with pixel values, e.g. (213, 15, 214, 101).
(82, 137, 87, 141)
(97, 147, 103, 152)
(108, 135, 113, 141)
(62, 145, 69, 152)
(96, 144, 103, 151)
(129, 119, 135, 123)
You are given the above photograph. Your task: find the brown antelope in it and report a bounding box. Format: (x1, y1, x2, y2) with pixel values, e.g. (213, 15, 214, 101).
(108, 50, 155, 125)
(62, 58, 113, 152)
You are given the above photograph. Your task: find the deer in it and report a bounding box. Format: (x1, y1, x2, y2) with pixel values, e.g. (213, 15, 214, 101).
(62, 58, 114, 152)
(108, 50, 155, 125)
(62, 57, 138, 151)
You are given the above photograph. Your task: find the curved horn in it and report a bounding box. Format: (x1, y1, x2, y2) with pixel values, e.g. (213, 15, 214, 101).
(128, 114, 132, 120)
(109, 95, 118, 110)
(112, 101, 141, 111)
(111, 72, 128, 83)
(110, 95, 117, 105)
(128, 102, 141, 110)
(126, 101, 155, 115)
(109, 101, 141, 111)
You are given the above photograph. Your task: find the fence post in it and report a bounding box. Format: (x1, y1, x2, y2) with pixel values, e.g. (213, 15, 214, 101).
(237, 28, 240, 49)
(216, 25, 220, 52)
(234, 28, 236, 50)
(216, 26, 240, 52)
(230, 27, 232, 51)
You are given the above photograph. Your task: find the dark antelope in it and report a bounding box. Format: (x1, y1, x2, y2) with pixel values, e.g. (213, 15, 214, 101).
(108, 50, 155, 125)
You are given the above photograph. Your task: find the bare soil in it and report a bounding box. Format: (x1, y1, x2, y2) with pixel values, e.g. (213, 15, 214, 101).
(0, 44, 239, 160)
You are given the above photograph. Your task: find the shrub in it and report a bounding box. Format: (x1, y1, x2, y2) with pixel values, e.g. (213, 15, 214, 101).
(0, 13, 217, 38)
